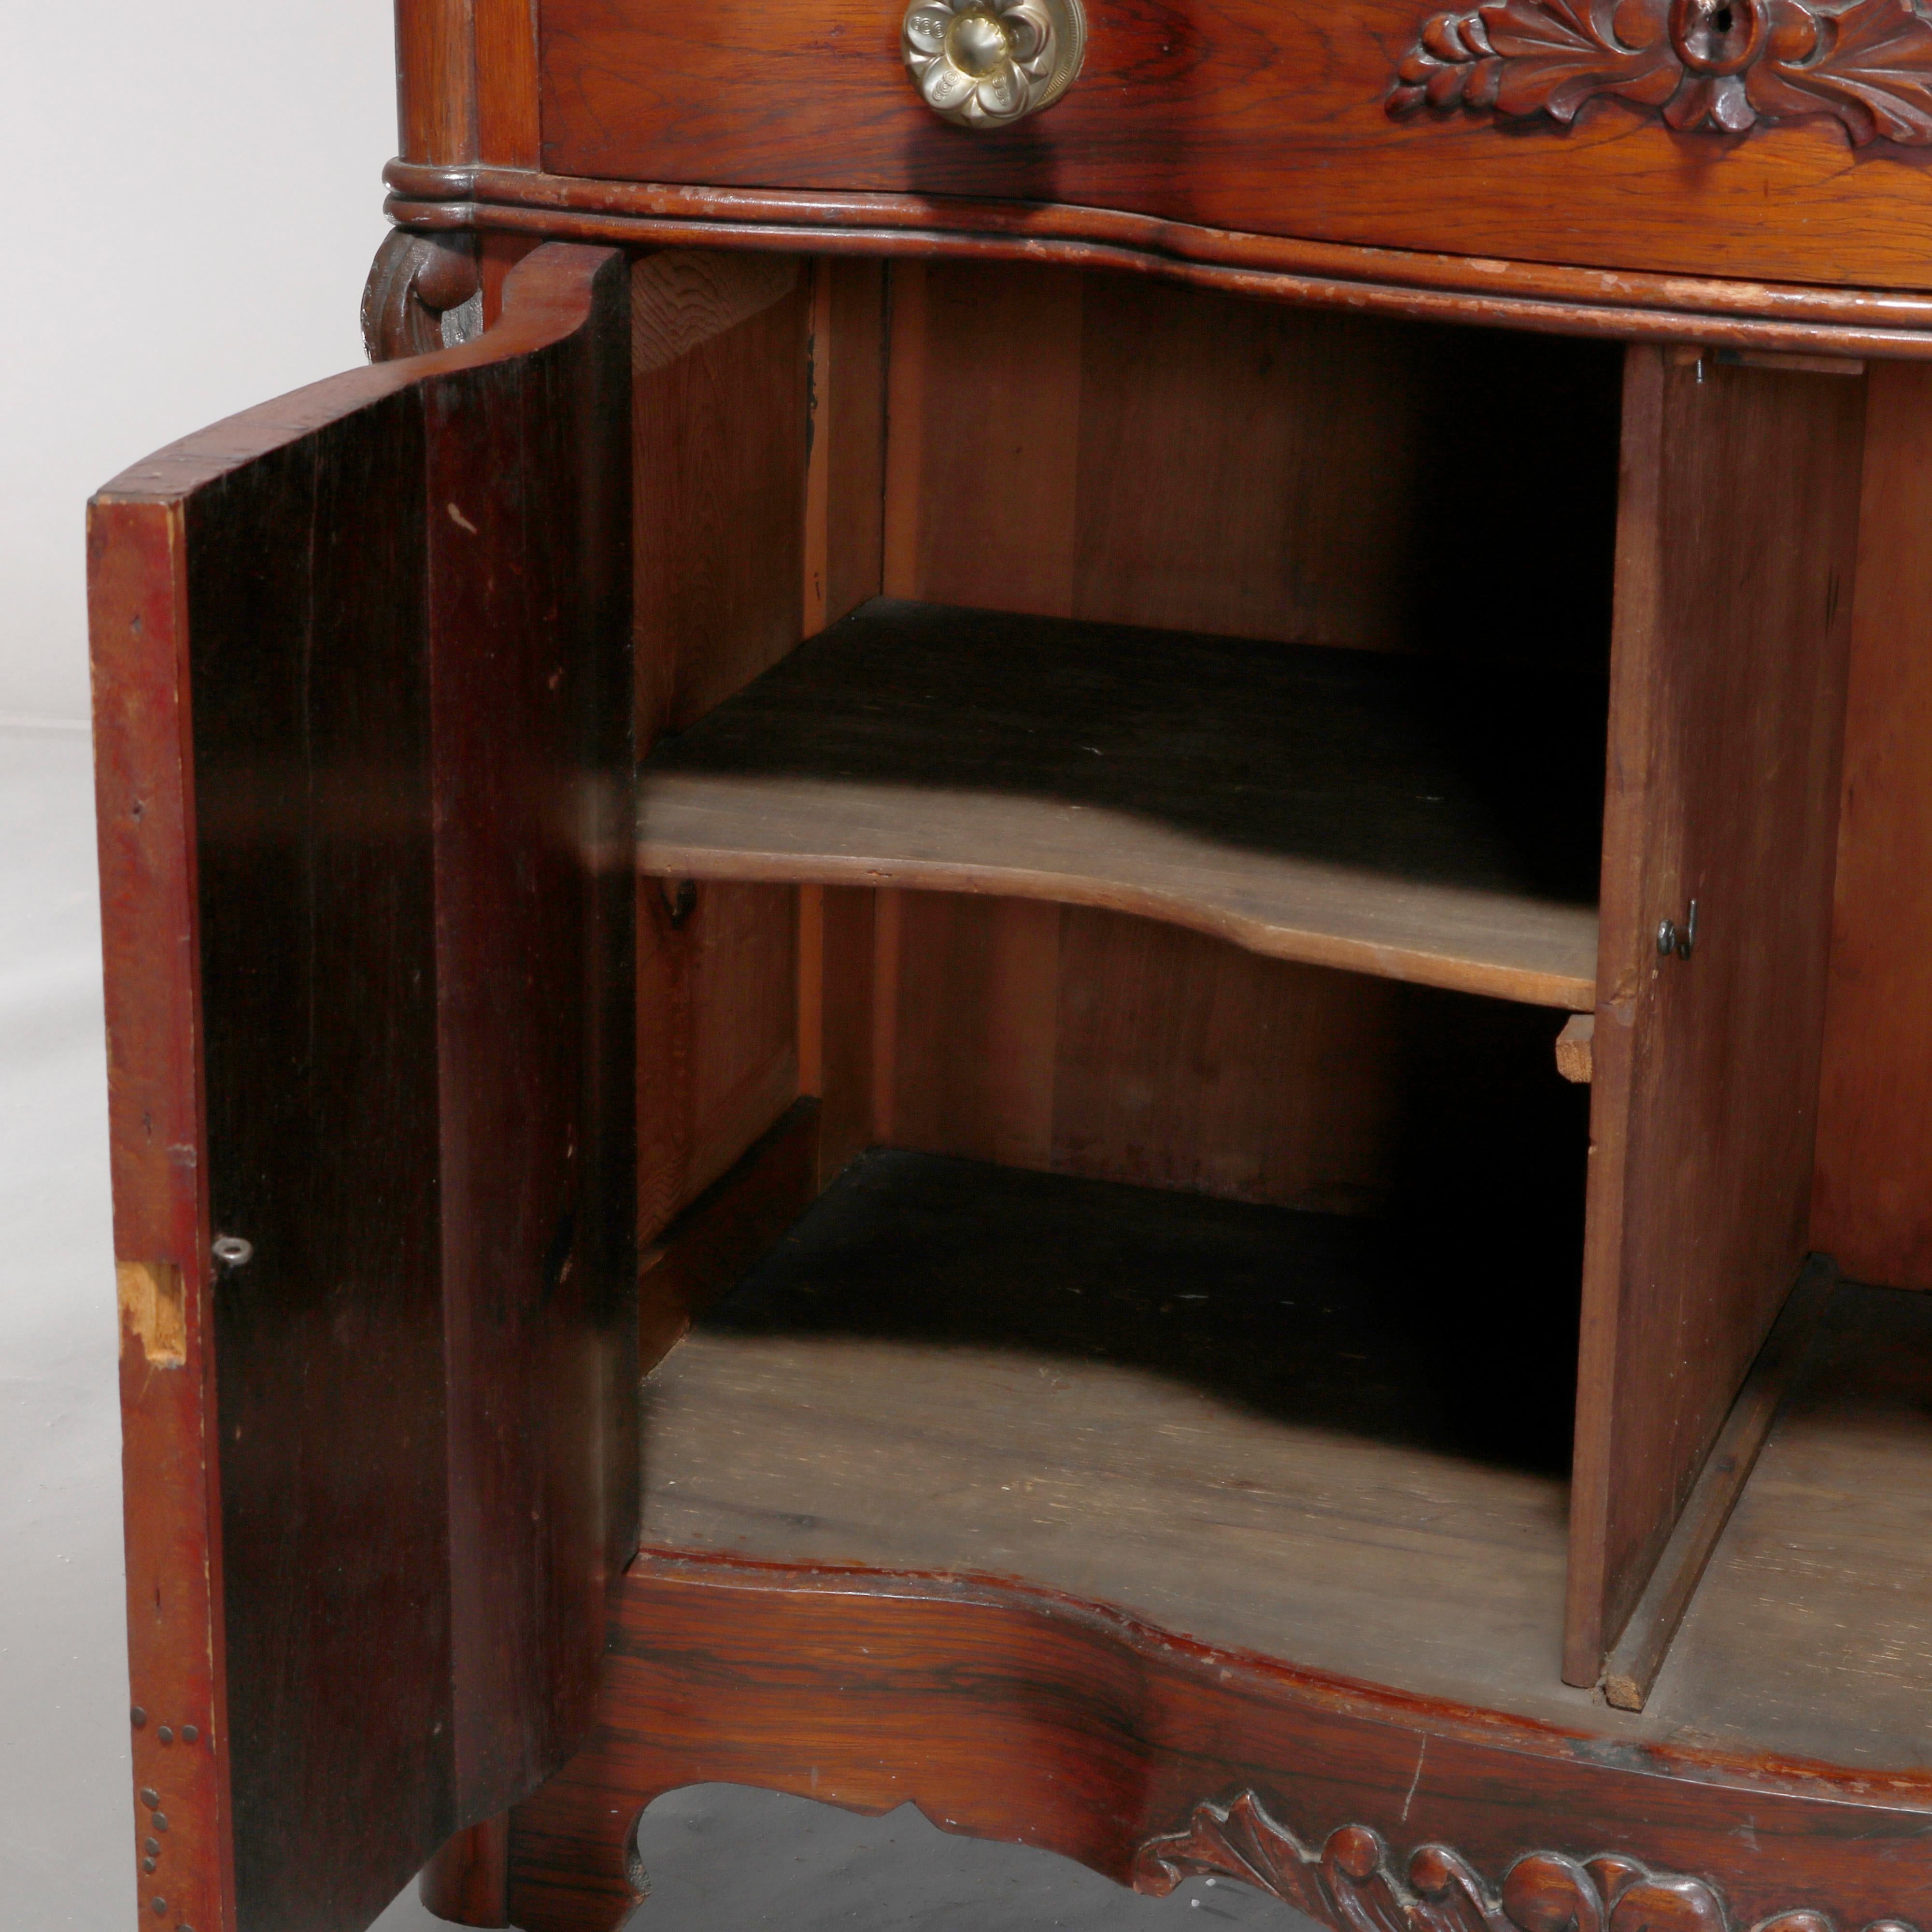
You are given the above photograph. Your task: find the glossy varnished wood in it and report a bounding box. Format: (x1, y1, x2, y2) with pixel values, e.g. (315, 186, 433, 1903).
(421, 247, 637, 1814)
(501, 1544, 1932, 1932)
(637, 600, 1607, 1007)
(534, 0, 1932, 295)
(91, 245, 635, 1932)
(1567, 348, 1866, 1683)
(385, 161, 1932, 357)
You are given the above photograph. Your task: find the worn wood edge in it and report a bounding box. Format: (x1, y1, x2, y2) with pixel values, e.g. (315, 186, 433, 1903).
(638, 1098, 824, 1374)
(618, 1547, 1932, 1808)
(1564, 344, 1668, 1688)
(384, 164, 1932, 353)
(636, 840, 1596, 1012)
(89, 496, 237, 1932)
(1554, 1013, 1594, 1083)
(1600, 1257, 1841, 1715)
(91, 243, 621, 508)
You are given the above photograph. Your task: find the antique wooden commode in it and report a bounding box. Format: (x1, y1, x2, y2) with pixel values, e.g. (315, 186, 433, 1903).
(90, 0, 1932, 1927)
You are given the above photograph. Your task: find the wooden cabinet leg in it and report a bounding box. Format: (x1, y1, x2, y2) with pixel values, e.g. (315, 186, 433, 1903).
(421, 1814, 511, 1928)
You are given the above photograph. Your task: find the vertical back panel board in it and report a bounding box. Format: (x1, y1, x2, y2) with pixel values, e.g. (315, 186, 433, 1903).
(1812, 362, 1932, 1293)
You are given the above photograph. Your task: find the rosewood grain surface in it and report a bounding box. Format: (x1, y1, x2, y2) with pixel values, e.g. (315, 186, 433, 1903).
(422, 246, 637, 1813)
(1812, 360, 1932, 1293)
(385, 160, 1932, 356)
(418, 1815, 510, 1927)
(536, 0, 1932, 293)
(1566, 347, 1866, 1684)
(90, 244, 635, 1932)
(636, 600, 1608, 1006)
(501, 1550, 1932, 1932)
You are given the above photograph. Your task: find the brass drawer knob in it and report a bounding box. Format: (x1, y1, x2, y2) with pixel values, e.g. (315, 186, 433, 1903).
(901, 0, 1086, 127)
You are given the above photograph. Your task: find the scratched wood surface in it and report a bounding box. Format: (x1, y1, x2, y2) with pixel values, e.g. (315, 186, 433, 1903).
(90, 244, 635, 1932)
(536, 0, 1932, 293)
(1566, 348, 1866, 1684)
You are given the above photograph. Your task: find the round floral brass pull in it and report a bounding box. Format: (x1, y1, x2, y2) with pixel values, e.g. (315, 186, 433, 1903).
(901, 0, 1086, 128)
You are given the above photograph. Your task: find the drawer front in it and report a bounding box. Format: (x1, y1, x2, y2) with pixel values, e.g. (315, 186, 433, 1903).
(539, 0, 1932, 291)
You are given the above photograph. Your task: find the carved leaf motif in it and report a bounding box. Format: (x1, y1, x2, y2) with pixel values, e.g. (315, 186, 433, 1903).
(1748, 0, 1932, 139)
(1387, 0, 1932, 142)
(1131, 1791, 1924, 1932)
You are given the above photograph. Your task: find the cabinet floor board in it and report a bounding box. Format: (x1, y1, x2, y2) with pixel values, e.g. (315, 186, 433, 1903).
(642, 1150, 1932, 1773)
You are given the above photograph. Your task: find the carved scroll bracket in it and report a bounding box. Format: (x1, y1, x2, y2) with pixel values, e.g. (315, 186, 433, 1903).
(1132, 1791, 1923, 1932)
(361, 228, 483, 364)
(1387, 0, 1932, 145)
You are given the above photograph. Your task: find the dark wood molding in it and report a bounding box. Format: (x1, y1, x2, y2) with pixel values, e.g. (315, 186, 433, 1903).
(1135, 1790, 1922, 1932)
(1390, 0, 1932, 146)
(500, 1549, 1932, 1932)
(361, 228, 483, 363)
(380, 161, 1932, 359)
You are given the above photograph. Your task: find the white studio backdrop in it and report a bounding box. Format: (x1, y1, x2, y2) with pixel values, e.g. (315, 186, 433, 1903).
(1, 0, 397, 723)
(0, 19, 1320, 1930)
(0, 7, 394, 1926)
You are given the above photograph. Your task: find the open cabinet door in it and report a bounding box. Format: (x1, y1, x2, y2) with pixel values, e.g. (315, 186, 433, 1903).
(88, 243, 635, 1932)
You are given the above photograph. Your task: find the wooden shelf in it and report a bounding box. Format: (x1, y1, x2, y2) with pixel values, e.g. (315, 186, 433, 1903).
(637, 600, 1605, 1010)
(645, 1150, 1932, 1768)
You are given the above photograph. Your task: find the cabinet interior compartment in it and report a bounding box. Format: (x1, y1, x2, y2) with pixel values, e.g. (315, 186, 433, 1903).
(625, 247, 1871, 1713)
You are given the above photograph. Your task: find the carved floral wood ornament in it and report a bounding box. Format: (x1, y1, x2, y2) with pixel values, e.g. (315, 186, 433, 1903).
(1131, 1792, 1924, 1932)
(1387, 0, 1932, 142)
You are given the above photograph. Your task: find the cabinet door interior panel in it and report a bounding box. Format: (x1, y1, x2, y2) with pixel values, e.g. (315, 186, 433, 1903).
(90, 244, 636, 1932)
(538, 0, 1932, 293)
(1566, 347, 1867, 1685)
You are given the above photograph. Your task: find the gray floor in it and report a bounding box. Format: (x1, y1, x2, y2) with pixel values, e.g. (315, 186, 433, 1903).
(371, 1784, 1307, 1931)
(0, 723, 1318, 1930)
